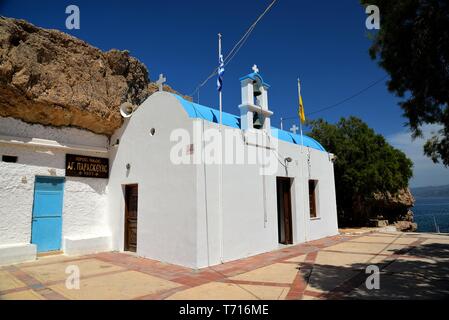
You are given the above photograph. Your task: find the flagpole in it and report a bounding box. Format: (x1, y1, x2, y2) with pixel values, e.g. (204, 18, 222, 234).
(298, 77, 307, 242)
(218, 33, 224, 263)
(219, 33, 223, 127)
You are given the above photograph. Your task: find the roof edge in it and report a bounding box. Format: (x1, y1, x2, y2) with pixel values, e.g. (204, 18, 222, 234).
(171, 93, 326, 152)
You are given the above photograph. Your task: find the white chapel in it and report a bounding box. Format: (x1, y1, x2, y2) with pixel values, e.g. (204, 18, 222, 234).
(0, 67, 338, 268)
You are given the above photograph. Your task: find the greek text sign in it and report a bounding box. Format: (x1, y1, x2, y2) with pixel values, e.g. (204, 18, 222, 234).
(65, 154, 109, 178)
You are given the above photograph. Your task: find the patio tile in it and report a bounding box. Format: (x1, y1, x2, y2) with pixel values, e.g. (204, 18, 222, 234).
(18, 255, 82, 267)
(393, 237, 419, 245)
(239, 284, 289, 300)
(369, 255, 390, 264)
(380, 244, 409, 255)
(324, 242, 388, 255)
(368, 232, 400, 237)
(409, 233, 449, 240)
(383, 257, 438, 273)
(1, 231, 447, 300)
(0, 289, 44, 300)
(166, 281, 271, 300)
(314, 251, 376, 268)
(373, 231, 403, 237)
(20, 258, 124, 283)
(306, 265, 359, 294)
(349, 236, 398, 244)
(49, 270, 180, 300)
(422, 238, 449, 245)
(285, 254, 307, 263)
(229, 263, 299, 284)
(347, 272, 449, 299)
(0, 270, 26, 291)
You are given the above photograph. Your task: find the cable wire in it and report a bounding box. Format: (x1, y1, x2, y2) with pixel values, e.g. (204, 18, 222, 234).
(190, 0, 278, 98)
(281, 75, 388, 121)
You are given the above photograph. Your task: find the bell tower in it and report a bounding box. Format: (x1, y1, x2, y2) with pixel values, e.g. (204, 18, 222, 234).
(238, 65, 273, 134)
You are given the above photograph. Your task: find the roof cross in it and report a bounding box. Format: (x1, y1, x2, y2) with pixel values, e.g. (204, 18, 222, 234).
(156, 73, 166, 91)
(290, 124, 299, 134)
(252, 64, 259, 73)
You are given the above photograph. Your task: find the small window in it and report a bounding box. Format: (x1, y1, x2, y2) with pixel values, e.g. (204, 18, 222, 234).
(308, 180, 318, 218)
(2, 155, 18, 163)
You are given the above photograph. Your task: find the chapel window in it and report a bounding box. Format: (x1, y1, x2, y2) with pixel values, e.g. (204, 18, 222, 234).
(2, 155, 17, 163)
(309, 180, 318, 218)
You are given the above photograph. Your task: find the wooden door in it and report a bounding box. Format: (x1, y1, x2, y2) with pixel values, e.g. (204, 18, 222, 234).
(309, 180, 317, 218)
(124, 185, 138, 252)
(276, 177, 293, 244)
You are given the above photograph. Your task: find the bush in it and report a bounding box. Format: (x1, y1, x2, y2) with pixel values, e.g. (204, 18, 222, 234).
(308, 117, 413, 226)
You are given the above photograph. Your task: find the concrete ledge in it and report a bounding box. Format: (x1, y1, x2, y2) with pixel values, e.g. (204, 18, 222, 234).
(0, 243, 37, 266)
(63, 236, 112, 256)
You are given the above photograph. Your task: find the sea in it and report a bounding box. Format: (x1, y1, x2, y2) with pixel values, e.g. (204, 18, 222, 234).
(413, 197, 449, 233)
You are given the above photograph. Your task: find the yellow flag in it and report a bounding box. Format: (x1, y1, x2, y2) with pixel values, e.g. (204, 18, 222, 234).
(297, 79, 305, 123)
(299, 94, 305, 123)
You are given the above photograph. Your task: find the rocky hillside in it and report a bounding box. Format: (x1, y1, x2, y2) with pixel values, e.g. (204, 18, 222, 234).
(372, 188, 417, 231)
(351, 188, 417, 231)
(0, 16, 187, 135)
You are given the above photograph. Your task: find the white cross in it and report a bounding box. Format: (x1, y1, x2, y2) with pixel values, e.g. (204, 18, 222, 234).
(156, 73, 166, 91)
(290, 124, 299, 134)
(252, 64, 259, 73)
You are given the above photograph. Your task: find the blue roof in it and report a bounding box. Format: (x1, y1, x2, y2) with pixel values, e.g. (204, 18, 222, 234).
(173, 94, 326, 152)
(238, 72, 270, 88)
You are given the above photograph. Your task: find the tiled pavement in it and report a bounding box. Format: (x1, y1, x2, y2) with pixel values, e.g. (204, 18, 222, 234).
(1, 231, 449, 300)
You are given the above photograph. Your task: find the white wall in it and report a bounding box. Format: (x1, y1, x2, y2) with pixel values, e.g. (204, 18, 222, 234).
(303, 147, 339, 240)
(108, 92, 199, 268)
(0, 92, 338, 268)
(0, 117, 110, 255)
(195, 124, 280, 267)
(195, 124, 339, 267)
(107, 93, 338, 268)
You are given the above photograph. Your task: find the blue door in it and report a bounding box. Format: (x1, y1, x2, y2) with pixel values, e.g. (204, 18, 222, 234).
(31, 176, 64, 252)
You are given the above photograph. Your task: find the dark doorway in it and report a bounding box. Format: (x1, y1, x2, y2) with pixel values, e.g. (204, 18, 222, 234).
(276, 177, 293, 244)
(124, 184, 138, 252)
(308, 180, 318, 218)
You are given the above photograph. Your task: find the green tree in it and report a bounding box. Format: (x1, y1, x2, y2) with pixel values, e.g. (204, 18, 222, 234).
(361, 0, 449, 165)
(308, 117, 413, 226)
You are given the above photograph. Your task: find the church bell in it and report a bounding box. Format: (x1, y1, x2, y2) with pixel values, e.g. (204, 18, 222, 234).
(253, 113, 263, 129)
(253, 83, 262, 97)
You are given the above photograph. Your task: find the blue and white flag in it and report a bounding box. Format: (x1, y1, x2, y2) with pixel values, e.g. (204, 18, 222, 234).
(217, 54, 224, 91)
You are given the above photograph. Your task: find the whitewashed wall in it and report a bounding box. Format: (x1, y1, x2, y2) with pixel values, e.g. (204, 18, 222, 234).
(108, 92, 199, 268)
(0, 117, 110, 257)
(0, 92, 338, 267)
(195, 123, 339, 268)
(108, 93, 338, 269)
(302, 147, 339, 241)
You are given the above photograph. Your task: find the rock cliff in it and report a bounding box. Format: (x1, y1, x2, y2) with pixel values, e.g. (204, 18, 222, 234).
(0, 16, 187, 135)
(372, 188, 417, 231)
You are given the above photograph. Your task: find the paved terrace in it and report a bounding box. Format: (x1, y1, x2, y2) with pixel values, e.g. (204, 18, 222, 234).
(1, 231, 449, 300)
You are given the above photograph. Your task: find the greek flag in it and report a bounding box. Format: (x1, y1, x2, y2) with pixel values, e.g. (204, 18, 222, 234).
(217, 54, 224, 91)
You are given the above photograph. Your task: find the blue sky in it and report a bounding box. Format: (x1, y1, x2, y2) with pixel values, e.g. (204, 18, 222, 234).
(1, 0, 448, 187)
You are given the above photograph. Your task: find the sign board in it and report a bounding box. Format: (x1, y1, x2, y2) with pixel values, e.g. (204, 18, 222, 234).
(65, 154, 109, 178)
